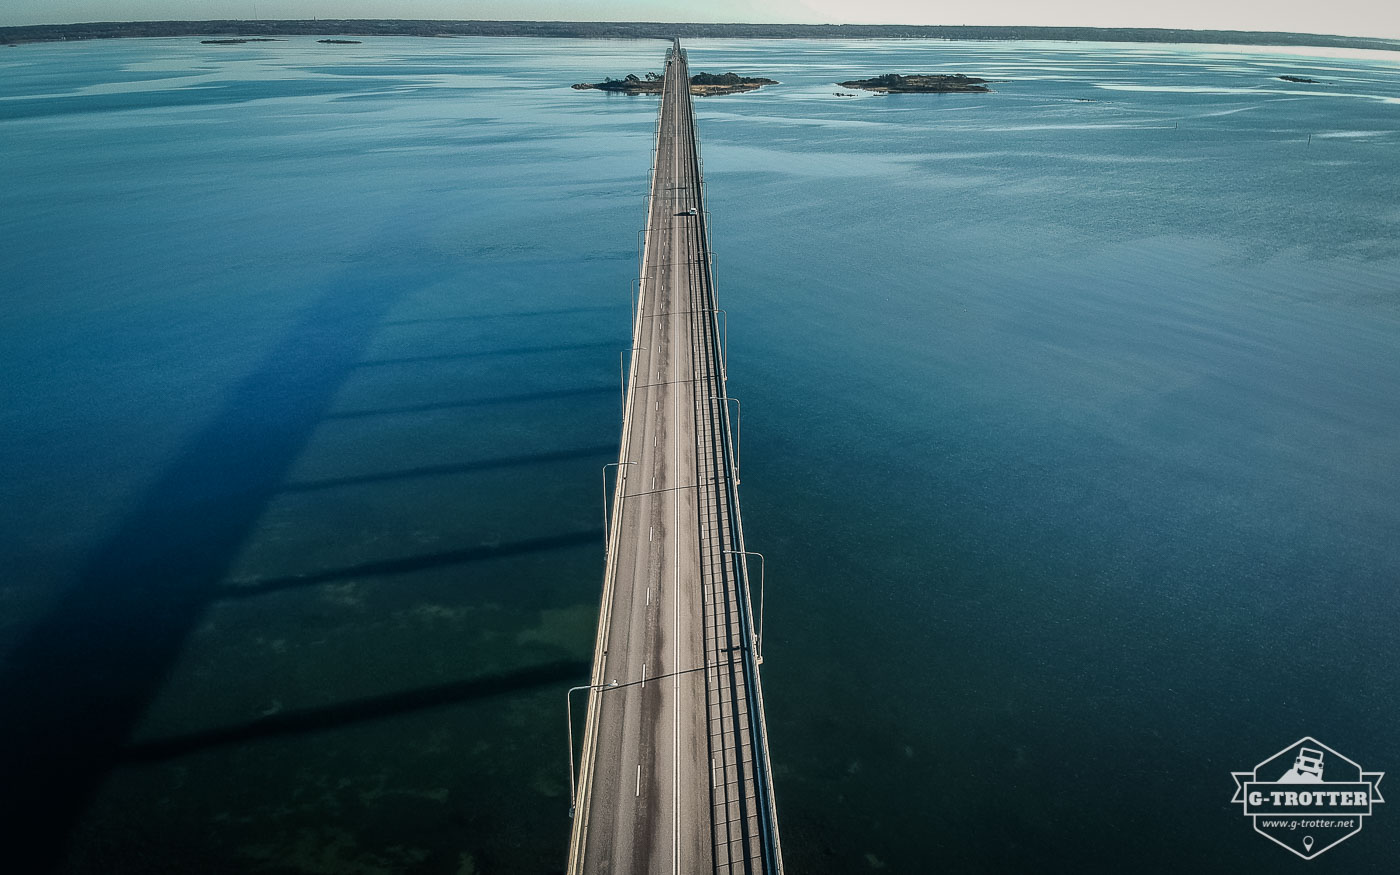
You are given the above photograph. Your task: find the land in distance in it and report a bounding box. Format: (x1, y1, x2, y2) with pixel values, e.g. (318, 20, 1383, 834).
(5, 20, 1399, 54)
(839, 73, 990, 93)
(573, 71, 777, 95)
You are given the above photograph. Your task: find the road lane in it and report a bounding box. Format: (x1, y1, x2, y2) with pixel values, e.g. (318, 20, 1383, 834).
(569, 43, 780, 875)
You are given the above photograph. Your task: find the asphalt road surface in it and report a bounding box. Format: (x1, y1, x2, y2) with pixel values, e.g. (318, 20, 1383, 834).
(568, 43, 782, 875)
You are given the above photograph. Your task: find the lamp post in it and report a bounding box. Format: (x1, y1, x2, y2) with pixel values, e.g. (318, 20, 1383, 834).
(602, 461, 637, 553)
(712, 308, 727, 382)
(635, 224, 670, 281)
(724, 550, 766, 664)
(701, 208, 718, 306)
(567, 679, 619, 818)
(708, 395, 740, 483)
(620, 347, 647, 416)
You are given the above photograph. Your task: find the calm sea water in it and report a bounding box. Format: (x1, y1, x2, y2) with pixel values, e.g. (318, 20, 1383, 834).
(2, 35, 1398, 874)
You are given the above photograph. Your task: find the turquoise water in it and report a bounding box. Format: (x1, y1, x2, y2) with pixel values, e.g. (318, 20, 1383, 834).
(2, 35, 1399, 873)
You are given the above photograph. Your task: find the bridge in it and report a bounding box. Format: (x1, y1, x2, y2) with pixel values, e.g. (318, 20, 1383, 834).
(566, 41, 784, 875)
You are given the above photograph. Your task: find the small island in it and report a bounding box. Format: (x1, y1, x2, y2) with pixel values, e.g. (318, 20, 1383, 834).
(1278, 75, 1318, 83)
(839, 73, 990, 93)
(573, 71, 776, 96)
(317, 39, 361, 44)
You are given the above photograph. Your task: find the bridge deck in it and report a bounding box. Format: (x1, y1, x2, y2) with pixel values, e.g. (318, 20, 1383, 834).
(568, 42, 782, 875)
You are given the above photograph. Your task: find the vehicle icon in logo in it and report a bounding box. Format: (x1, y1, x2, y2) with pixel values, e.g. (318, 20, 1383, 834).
(1278, 747, 1326, 783)
(1231, 737, 1384, 859)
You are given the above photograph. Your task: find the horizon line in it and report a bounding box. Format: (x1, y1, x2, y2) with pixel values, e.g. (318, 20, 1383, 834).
(2, 19, 1399, 48)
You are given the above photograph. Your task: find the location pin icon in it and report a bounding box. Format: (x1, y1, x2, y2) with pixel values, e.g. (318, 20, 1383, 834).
(1303, 836, 1314, 853)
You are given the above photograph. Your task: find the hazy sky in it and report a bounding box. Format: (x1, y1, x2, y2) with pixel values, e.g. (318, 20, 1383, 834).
(4, 1, 1399, 40)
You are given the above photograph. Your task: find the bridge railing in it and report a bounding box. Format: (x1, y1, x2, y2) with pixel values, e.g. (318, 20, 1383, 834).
(567, 37, 675, 873)
(680, 50, 786, 875)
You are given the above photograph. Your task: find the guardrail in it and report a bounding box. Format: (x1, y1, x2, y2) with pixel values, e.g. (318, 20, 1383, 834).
(571, 44, 782, 875)
(678, 50, 785, 875)
(566, 35, 672, 873)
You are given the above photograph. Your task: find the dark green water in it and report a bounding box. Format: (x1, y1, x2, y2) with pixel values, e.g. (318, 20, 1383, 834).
(2, 35, 1398, 873)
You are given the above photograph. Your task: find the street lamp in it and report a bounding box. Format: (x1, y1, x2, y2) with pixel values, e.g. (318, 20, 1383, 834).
(602, 461, 637, 553)
(567, 679, 619, 818)
(620, 347, 647, 416)
(711, 308, 727, 381)
(708, 395, 740, 483)
(724, 550, 766, 664)
(635, 224, 674, 280)
(699, 206, 714, 270)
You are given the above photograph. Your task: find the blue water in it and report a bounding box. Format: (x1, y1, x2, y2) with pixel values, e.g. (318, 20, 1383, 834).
(2, 35, 1399, 873)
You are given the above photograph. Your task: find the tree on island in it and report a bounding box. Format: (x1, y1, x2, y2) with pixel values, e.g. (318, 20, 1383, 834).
(690, 71, 747, 86)
(575, 69, 773, 94)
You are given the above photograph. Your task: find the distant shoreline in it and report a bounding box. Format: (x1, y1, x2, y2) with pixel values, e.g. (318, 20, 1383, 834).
(3, 20, 1399, 54)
